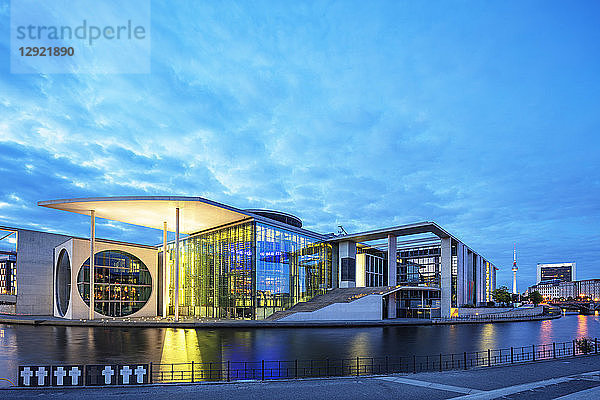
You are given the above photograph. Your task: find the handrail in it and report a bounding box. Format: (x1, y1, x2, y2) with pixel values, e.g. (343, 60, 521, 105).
(148, 337, 599, 383)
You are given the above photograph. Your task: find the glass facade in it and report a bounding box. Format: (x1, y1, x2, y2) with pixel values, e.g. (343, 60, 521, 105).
(256, 222, 331, 319)
(166, 220, 332, 320)
(78, 250, 152, 317)
(540, 266, 573, 282)
(167, 221, 255, 319)
(364, 254, 384, 287)
(396, 289, 441, 319)
(396, 245, 441, 286)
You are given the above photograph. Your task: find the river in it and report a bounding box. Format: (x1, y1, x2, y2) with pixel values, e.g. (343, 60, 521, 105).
(2, 314, 600, 381)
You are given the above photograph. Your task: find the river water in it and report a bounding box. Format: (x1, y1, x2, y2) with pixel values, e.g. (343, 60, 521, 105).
(2, 314, 600, 381)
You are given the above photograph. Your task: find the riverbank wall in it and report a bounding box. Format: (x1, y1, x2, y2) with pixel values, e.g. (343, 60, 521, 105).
(0, 312, 560, 329)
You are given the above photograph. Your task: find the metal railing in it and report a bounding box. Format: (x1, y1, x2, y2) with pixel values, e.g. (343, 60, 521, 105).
(149, 337, 599, 383)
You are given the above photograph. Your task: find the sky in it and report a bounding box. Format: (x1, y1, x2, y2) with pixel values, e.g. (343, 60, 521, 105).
(0, 1, 599, 290)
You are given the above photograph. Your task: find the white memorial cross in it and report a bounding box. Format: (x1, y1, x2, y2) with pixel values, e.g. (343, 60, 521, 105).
(101, 366, 114, 385)
(134, 365, 147, 383)
(120, 366, 133, 384)
(54, 367, 67, 386)
(36, 367, 48, 386)
(20, 367, 34, 386)
(69, 367, 81, 385)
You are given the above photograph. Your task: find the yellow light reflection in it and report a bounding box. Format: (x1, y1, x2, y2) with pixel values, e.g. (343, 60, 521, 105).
(576, 315, 588, 338)
(349, 332, 371, 357)
(479, 323, 496, 349)
(159, 328, 201, 376)
(539, 319, 553, 343)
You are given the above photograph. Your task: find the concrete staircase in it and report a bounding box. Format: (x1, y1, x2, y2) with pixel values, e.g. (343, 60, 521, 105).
(266, 286, 394, 321)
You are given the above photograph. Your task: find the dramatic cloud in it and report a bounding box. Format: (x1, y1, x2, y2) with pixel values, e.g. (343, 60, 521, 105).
(0, 1, 599, 288)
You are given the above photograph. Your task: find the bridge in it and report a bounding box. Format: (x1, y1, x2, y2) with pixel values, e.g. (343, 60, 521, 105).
(549, 301, 600, 315)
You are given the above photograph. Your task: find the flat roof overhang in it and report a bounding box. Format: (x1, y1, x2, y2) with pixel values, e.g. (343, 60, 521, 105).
(328, 221, 452, 243)
(38, 196, 253, 235)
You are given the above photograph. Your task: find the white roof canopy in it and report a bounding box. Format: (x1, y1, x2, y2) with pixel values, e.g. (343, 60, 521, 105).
(38, 196, 252, 234)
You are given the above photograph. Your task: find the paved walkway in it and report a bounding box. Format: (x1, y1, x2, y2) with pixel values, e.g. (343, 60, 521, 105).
(3, 354, 600, 399)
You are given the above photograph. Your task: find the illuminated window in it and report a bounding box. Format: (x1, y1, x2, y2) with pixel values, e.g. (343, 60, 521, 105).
(77, 250, 152, 317)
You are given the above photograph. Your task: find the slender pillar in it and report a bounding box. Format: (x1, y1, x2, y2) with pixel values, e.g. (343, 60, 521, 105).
(174, 208, 180, 321)
(387, 235, 397, 286)
(440, 237, 452, 317)
(89, 210, 95, 320)
(162, 221, 168, 318)
(387, 292, 396, 319)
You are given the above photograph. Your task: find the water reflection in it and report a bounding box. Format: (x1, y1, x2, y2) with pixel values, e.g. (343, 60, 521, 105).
(577, 315, 588, 337)
(538, 319, 553, 343)
(2, 315, 600, 382)
(478, 323, 496, 349)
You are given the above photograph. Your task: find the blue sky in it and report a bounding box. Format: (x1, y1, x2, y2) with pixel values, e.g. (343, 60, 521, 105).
(0, 1, 599, 290)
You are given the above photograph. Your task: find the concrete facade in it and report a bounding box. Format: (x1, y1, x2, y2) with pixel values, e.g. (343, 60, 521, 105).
(440, 238, 452, 317)
(15, 229, 72, 315)
(279, 294, 383, 321)
(53, 238, 158, 319)
(387, 234, 396, 286)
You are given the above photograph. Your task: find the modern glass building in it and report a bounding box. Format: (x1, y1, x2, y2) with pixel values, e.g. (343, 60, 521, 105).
(163, 219, 332, 320)
(0, 196, 499, 321)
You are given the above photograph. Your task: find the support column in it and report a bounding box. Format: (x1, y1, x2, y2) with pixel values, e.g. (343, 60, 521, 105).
(440, 237, 452, 317)
(89, 210, 95, 320)
(456, 242, 464, 307)
(387, 235, 397, 287)
(476, 254, 484, 305)
(162, 221, 168, 318)
(174, 208, 180, 321)
(387, 292, 397, 319)
(466, 250, 474, 305)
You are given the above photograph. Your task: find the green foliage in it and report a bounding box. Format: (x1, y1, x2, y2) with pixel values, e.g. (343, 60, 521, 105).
(575, 337, 595, 354)
(529, 291, 543, 306)
(492, 286, 512, 306)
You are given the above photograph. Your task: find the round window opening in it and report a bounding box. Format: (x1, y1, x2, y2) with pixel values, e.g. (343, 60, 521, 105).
(55, 249, 71, 317)
(77, 250, 152, 317)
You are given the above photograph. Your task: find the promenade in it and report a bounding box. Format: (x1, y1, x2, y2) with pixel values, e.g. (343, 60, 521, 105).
(4, 354, 600, 399)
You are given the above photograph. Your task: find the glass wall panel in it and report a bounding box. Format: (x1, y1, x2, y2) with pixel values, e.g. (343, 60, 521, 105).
(166, 220, 332, 320)
(77, 250, 152, 317)
(255, 223, 332, 319)
(396, 245, 441, 287)
(167, 221, 255, 319)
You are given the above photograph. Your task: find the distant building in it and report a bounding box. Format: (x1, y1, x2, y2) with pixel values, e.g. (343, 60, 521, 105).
(537, 262, 576, 284)
(526, 278, 600, 301)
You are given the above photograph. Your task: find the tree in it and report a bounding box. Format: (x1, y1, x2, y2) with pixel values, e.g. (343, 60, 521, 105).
(492, 286, 512, 306)
(529, 291, 543, 306)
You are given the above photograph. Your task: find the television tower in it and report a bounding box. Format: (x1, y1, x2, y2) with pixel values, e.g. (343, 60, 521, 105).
(512, 245, 518, 294)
